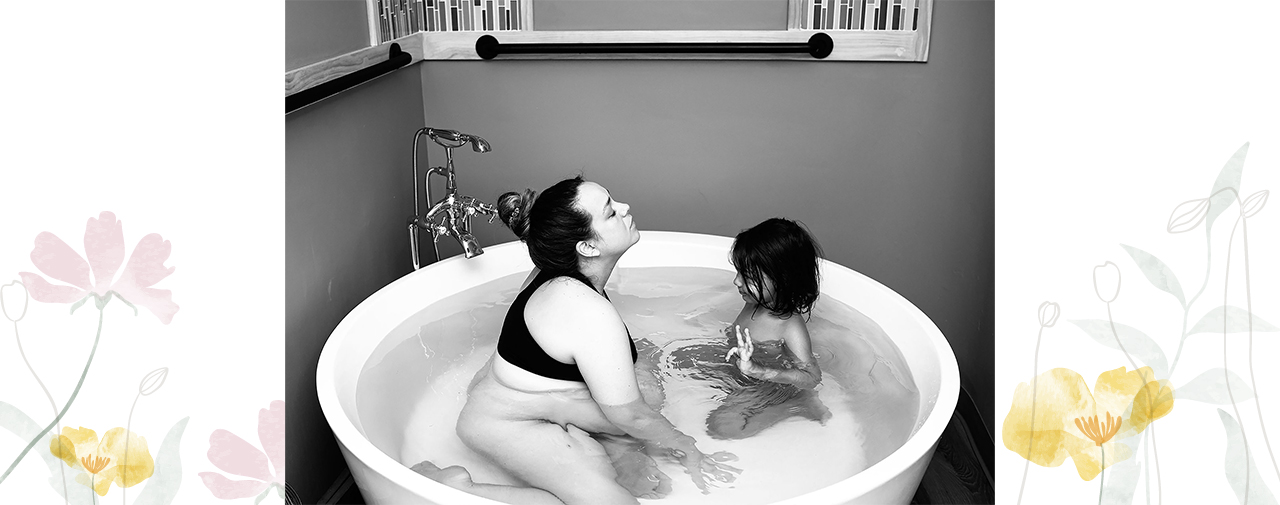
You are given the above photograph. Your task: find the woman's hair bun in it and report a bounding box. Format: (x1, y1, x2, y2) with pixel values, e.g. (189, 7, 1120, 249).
(497, 189, 536, 239)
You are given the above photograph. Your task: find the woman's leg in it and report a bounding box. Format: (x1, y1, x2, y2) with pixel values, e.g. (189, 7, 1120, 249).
(449, 371, 641, 505)
(412, 461, 564, 505)
(457, 417, 639, 505)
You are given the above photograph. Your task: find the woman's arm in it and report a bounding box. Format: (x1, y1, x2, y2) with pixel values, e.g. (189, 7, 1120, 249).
(536, 282, 736, 491)
(563, 293, 691, 443)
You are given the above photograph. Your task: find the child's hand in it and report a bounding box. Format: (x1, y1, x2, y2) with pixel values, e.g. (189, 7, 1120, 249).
(725, 325, 761, 376)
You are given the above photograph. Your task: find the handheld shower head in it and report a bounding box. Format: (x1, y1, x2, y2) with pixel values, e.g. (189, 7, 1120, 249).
(427, 128, 491, 153)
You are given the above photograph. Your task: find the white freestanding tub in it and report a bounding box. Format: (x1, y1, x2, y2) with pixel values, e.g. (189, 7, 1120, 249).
(317, 231, 959, 505)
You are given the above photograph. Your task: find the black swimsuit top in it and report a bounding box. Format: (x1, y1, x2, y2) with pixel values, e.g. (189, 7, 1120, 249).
(497, 269, 638, 382)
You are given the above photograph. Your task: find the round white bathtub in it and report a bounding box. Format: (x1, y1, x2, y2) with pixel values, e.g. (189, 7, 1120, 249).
(317, 231, 959, 505)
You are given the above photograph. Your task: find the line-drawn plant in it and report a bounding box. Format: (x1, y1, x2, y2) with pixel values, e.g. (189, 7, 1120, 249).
(4, 278, 70, 503)
(123, 367, 168, 505)
(0, 211, 178, 490)
(1014, 300, 1058, 505)
(1003, 142, 1278, 504)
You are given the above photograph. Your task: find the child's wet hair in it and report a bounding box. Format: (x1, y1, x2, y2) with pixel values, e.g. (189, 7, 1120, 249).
(731, 217, 823, 318)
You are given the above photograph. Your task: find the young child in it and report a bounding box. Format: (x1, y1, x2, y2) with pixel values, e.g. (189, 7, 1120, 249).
(708, 217, 831, 439)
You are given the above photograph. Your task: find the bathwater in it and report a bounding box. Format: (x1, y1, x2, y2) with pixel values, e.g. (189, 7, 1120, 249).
(356, 267, 919, 504)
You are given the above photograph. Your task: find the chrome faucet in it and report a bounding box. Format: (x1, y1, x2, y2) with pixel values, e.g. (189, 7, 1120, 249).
(408, 127, 497, 268)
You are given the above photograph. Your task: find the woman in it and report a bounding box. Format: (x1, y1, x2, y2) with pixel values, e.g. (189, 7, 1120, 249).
(414, 176, 737, 505)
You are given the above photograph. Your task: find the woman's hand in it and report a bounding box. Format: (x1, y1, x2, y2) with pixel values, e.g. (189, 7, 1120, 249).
(726, 325, 762, 376)
(663, 436, 741, 493)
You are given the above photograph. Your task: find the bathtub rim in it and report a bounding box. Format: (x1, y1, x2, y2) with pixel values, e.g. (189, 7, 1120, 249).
(317, 230, 960, 505)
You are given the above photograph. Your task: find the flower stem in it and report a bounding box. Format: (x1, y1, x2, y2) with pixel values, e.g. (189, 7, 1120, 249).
(1224, 216, 1249, 504)
(1151, 424, 1162, 505)
(12, 319, 69, 503)
(1240, 217, 1280, 484)
(1105, 302, 1161, 502)
(1169, 229, 1212, 376)
(0, 307, 105, 485)
(1105, 303, 1145, 381)
(1016, 323, 1046, 505)
(1098, 444, 1106, 505)
(123, 390, 141, 505)
(1143, 431, 1150, 505)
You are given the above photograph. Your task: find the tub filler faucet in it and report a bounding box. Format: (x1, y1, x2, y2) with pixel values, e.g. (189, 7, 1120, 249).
(408, 127, 497, 268)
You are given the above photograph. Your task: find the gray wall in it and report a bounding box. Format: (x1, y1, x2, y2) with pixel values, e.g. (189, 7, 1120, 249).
(286, 0, 370, 70)
(419, 0, 994, 433)
(286, 70, 425, 502)
(286, 2, 425, 501)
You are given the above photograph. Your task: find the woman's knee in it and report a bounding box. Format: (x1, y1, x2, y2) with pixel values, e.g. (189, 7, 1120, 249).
(455, 404, 490, 450)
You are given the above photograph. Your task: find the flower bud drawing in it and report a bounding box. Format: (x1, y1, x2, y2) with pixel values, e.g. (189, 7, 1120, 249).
(1242, 190, 1269, 218)
(1038, 301, 1060, 328)
(1, 280, 28, 322)
(1093, 261, 1121, 303)
(139, 367, 169, 396)
(1166, 198, 1210, 233)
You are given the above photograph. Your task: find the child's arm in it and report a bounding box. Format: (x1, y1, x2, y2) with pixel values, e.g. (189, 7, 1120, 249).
(729, 324, 822, 389)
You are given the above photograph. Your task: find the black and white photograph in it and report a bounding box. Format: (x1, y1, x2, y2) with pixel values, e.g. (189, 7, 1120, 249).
(28, 1, 1280, 504)
(286, 1, 993, 504)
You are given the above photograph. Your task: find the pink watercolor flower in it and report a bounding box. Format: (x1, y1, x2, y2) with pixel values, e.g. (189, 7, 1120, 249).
(18, 211, 178, 324)
(200, 400, 286, 500)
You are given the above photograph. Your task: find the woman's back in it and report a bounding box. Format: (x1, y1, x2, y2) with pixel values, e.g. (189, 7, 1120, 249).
(491, 269, 637, 395)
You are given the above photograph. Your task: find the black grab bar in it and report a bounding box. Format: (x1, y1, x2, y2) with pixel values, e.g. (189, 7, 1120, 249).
(286, 43, 412, 114)
(475, 33, 833, 60)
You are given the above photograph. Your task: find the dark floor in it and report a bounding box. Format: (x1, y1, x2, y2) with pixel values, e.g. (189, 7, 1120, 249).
(332, 391, 994, 505)
(910, 389, 995, 505)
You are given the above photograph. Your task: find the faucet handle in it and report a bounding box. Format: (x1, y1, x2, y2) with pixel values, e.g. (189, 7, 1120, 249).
(475, 200, 498, 223)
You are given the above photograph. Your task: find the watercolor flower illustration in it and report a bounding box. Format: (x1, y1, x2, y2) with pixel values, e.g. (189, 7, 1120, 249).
(18, 211, 178, 323)
(200, 400, 286, 501)
(0, 212, 180, 488)
(1002, 366, 1174, 481)
(48, 426, 155, 496)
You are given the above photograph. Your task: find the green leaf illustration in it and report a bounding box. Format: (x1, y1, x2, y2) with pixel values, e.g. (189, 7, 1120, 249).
(1189, 306, 1280, 335)
(1102, 436, 1142, 505)
(1207, 143, 1249, 232)
(0, 402, 93, 505)
(1069, 319, 1169, 379)
(1120, 244, 1187, 308)
(69, 296, 89, 315)
(1177, 368, 1254, 404)
(0, 402, 38, 443)
(1218, 409, 1277, 505)
(133, 416, 190, 505)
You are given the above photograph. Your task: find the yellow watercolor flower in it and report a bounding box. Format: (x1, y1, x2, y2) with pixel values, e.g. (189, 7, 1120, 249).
(49, 426, 154, 496)
(1002, 366, 1173, 481)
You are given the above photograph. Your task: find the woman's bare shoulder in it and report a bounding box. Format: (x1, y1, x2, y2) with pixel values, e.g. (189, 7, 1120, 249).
(527, 276, 615, 320)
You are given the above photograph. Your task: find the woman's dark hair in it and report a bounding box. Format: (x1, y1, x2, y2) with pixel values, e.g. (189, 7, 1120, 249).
(731, 217, 823, 318)
(497, 175, 596, 279)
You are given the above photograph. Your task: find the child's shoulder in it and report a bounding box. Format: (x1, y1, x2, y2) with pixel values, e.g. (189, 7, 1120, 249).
(778, 312, 810, 334)
(731, 311, 806, 340)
